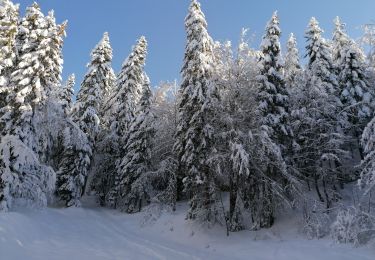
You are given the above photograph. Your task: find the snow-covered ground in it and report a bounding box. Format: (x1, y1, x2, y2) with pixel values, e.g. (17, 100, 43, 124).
(1, 199, 374, 260)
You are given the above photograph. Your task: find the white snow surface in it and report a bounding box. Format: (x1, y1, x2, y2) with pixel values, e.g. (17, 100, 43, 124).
(1, 198, 374, 260)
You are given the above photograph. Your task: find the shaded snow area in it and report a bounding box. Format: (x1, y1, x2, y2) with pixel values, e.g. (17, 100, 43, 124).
(1, 200, 375, 260)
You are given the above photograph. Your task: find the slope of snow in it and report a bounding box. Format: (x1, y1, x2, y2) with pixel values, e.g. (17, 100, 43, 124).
(0, 198, 374, 260)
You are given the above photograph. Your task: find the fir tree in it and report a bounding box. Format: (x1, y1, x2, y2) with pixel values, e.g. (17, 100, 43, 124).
(43, 10, 66, 97)
(284, 33, 301, 89)
(58, 74, 75, 116)
(257, 11, 290, 146)
(0, 3, 62, 211)
(305, 17, 339, 95)
(0, 0, 18, 125)
(117, 74, 155, 213)
(360, 115, 375, 194)
(291, 18, 347, 208)
(255, 12, 291, 228)
(55, 122, 92, 207)
(339, 40, 373, 159)
(332, 17, 350, 64)
(104, 36, 147, 149)
(94, 36, 148, 206)
(339, 42, 373, 122)
(73, 32, 115, 147)
(0, 135, 55, 211)
(174, 0, 221, 224)
(6, 4, 66, 152)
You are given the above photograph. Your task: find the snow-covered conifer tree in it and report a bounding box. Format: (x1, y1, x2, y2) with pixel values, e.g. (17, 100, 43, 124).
(0, 135, 55, 211)
(73, 32, 115, 146)
(332, 17, 350, 64)
(116, 74, 155, 213)
(332, 17, 373, 141)
(0, 0, 18, 124)
(6, 4, 66, 154)
(0, 3, 62, 211)
(55, 123, 92, 207)
(58, 74, 75, 116)
(257, 11, 291, 147)
(173, 0, 221, 224)
(93, 36, 148, 206)
(284, 33, 301, 88)
(339, 41, 373, 143)
(305, 17, 339, 95)
(360, 116, 375, 194)
(255, 12, 292, 228)
(290, 18, 347, 208)
(104, 36, 147, 149)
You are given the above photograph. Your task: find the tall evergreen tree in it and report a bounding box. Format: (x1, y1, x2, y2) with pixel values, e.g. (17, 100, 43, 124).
(332, 17, 350, 64)
(58, 74, 75, 116)
(284, 33, 301, 89)
(104, 36, 147, 150)
(6, 4, 66, 152)
(360, 115, 375, 194)
(255, 11, 292, 228)
(73, 32, 115, 147)
(257, 12, 290, 146)
(55, 123, 92, 207)
(0, 3, 62, 211)
(305, 17, 339, 95)
(333, 18, 373, 128)
(116, 74, 155, 213)
(0, 0, 18, 125)
(292, 17, 346, 208)
(54, 74, 91, 208)
(174, 0, 221, 223)
(95, 36, 148, 206)
(339, 40, 373, 159)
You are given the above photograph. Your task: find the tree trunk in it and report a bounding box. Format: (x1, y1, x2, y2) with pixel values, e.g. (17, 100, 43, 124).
(314, 173, 324, 202)
(229, 170, 237, 222)
(322, 177, 331, 209)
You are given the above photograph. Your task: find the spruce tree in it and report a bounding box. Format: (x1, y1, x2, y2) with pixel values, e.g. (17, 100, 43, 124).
(55, 123, 92, 207)
(292, 17, 346, 208)
(339, 40, 373, 158)
(0, 0, 18, 125)
(360, 115, 375, 194)
(116, 74, 155, 213)
(43, 10, 66, 97)
(58, 74, 75, 116)
(0, 3, 60, 211)
(73, 32, 115, 147)
(332, 17, 350, 64)
(104, 36, 147, 150)
(54, 73, 91, 207)
(257, 12, 290, 146)
(174, 0, 221, 223)
(6, 4, 66, 153)
(305, 17, 339, 95)
(339, 41, 373, 122)
(284, 33, 301, 89)
(0, 135, 55, 211)
(255, 12, 292, 228)
(93, 36, 147, 207)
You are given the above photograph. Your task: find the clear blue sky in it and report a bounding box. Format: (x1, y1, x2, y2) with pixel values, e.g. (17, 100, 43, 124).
(16, 0, 375, 92)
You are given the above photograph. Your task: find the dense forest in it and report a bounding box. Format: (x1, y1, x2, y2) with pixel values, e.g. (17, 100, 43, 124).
(1, 0, 375, 246)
